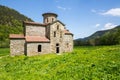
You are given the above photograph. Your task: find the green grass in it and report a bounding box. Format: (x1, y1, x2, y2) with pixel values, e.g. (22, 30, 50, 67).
(0, 48, 9, 56)
(0, 45, 120, 80)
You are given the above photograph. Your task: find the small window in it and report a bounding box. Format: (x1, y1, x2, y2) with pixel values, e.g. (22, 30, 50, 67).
(60, 31, 62, 38)
(47, 18, 48, 23)
(54, 31, 56, 37)
(52, 18, 54, 22)
(57, 25, 59, 30)
(66, 43, 69, 47)
(38, 45, 41, 52)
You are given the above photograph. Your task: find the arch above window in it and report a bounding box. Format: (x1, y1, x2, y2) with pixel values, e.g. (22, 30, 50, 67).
(56, 43, 59, 46)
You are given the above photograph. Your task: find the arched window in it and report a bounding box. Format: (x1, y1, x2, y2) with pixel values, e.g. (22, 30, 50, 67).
(57, 25, 59, 30)
(47, 18, 48, 23)
(67, 43, 69, 47)
(54, 31, 56, 37)
(60, 31, 62, 38)
(38, 45, 41, 52)
(52, 18, 54, 22)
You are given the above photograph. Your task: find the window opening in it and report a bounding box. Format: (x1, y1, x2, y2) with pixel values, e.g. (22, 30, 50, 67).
(47, 18, 48, 23)
(52, 18, 54, 22)
(57, 25, 59, 30)
(38, 45, 41, 52)
(60, 31, 62, 38)
(54, 31, 56, 37)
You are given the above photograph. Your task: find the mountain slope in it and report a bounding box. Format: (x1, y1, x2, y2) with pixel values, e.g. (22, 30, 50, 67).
(85, 30, 109, 40)
(75, 25, 120, 46)
(0, 5, 33, 26)
(0, 5, 33, 48)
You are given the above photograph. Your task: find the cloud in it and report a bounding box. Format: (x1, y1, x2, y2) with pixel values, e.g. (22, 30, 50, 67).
(91, 9, 96, 13)
(102, 23, 117, 30)
(57, 6, 71, 11)
(101, 8, 120, 16)
(57, 6, 66, 10)
(95, 24, 100, 27)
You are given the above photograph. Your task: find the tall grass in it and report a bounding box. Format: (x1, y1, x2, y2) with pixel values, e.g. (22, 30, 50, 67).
(0, 45, 120, 80)
(0, 48, 9, 56)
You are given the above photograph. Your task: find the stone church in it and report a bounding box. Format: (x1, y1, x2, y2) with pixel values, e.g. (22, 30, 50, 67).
(10, 13, 73, 56)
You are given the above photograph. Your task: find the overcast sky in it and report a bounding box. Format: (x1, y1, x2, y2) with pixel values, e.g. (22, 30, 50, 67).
(0, 0, 120, 39)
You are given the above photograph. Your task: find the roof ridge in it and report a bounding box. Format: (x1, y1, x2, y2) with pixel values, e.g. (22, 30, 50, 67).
(23, 21, 48, 26)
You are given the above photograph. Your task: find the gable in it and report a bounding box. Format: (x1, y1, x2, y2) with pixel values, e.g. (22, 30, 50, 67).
(64, 30, 73, 36)
(49, 20, 65, 26)
(49, 21, 65, 31)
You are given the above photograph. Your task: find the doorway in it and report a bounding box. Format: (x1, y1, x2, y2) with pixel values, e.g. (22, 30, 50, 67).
(56, 47, 59, 53)
(56, 43, 59, 53)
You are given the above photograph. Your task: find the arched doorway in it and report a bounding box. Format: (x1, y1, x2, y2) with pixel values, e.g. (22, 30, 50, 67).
(56, 43, 59, 53)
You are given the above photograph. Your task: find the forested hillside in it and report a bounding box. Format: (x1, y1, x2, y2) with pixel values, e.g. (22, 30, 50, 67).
(75, 26, 120, 46)
(0, 5, 33, 48)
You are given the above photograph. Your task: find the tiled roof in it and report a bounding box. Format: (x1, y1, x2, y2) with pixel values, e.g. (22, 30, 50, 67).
(9, 34, 24, 38)
(64, 30, 73, 35)
(25, 36, 50, 42)
(42, 13, 58, 17)
(9, 34, 50, 42)
(23, 21, 48, 26)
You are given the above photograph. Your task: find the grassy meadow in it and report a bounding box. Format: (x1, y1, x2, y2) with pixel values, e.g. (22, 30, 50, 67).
(0, 48, 9, 56)
(0, 45, 120, 80)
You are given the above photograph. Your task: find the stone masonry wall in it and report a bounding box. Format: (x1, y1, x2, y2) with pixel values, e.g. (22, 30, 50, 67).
(46, 25, 50, 39)
(26, 42, 50, 56)
(44, 15, 57, 24)
(10, 39, 25, 56)
(64, 35, 73, 52)
(26, 25, 46, 37)
(50, 22, 65, 53)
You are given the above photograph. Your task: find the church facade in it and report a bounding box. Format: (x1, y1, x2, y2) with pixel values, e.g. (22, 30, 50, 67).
(10, 13, 73, 56)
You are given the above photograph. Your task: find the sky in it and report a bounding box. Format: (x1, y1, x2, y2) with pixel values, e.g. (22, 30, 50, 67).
(0, 0, 120, 39)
